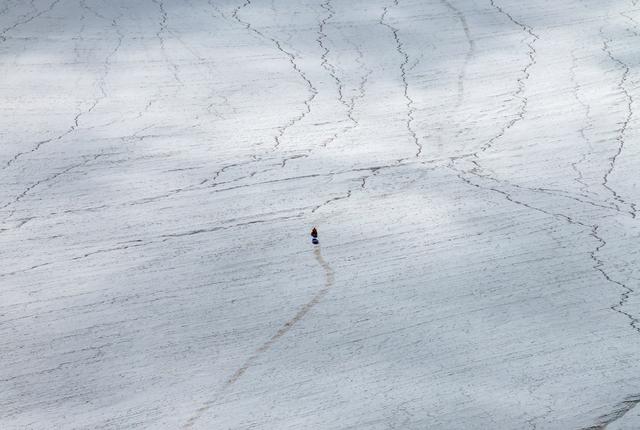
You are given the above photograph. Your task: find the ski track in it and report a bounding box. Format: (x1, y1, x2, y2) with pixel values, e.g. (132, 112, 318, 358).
(183, 246, 335, 429)
(379, 0, 422, 158)
(5, 1, 640, 428)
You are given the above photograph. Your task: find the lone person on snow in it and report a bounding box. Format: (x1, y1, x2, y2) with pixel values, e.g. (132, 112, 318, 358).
(311, 227, 319, 245)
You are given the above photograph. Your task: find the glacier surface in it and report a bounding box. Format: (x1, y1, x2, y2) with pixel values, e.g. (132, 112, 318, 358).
(2, 0, 640, 428)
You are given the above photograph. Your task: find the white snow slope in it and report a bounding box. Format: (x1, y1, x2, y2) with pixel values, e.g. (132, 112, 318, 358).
(2, 0, 640, 429)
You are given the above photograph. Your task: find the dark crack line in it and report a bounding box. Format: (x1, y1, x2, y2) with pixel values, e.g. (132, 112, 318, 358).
(207, 1, 369, 180)
(0, 0, 60, 43)
(312, 189, 352, 213)
(5, 127, 75, 169)
(1, 153, 107, 222)
(163, 26, 236, 121)
(450, 14, 637, 337)
(39, 156, 438, 218)
(80, 0, 107, 20)
(582, 395, 640, 429)
(0, 212, 304, 277)
(0, 1, 12, 20)
(460, 162, 621, 214)
(183, 246, 334, 429)
(210, 159, 439, 197)
(452, 165, 592, 230)
(151, 0, 182, 84)
(477, 0, 538, 154)
(2, 0, 64, 167)
(281, 153, 308, 167)
(569, 48, 598, 198)
(2, 13, 122, 221)
(360, 167, 382, 190)
(4, 10, 123, 169)
(207, 0, 227, 20)
(74, 0, 88, 65)
(343, 41, 372, 140)
(87, 13, 124, 117)
(379, 1, 422, 158)
(440, 0, 475, 110)
(317, 0, 351, 149)
(318, 0, 345, 110)
(351, 42, 373, 111)
(319, 39, 371, 148)
(590, 225, 640, 335)
(159, 212, 306, 240)
(200, 159, 260, 185)
(601, 29, 636, 218)
(452, 165, 640, 338)
(620, 10, 640, 38)
(232, 0, 317, 150)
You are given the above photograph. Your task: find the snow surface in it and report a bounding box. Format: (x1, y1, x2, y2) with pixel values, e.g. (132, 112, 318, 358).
(2, 0, 640, 428)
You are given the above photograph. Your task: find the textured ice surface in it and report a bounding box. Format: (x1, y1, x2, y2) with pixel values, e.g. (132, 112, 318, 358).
(2, 0, 640, 429)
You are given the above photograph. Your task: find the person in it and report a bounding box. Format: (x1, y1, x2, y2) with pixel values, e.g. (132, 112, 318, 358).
(311, 227, 319, 244)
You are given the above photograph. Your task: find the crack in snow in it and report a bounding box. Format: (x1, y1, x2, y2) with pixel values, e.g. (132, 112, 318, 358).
(0, 0, 60, 43)
(569, 48, 597, 198)
(582, 394, 640, 429)
(620, 9, 640, 38)
(151, 0, 182, 84)
(477, 0, 538, 154)
(1, 153, 108, 222)
(232, 0, 317, 150)
(312, 189, 352, 213)
(600, 29, 636, 219)
(452, 165, 640, 339)
(440, 0, 475, 110)
(379, 0, 422, 158)
(590, 225, 640, 335)
(4, 10, 123, 169)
